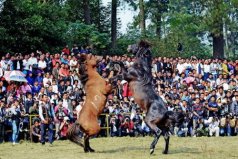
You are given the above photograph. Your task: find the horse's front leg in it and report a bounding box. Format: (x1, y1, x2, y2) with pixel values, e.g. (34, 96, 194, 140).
(163, 131, 170, 154)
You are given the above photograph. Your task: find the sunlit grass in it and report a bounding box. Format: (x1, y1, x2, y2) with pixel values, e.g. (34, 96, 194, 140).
(0, 136, 238, 159)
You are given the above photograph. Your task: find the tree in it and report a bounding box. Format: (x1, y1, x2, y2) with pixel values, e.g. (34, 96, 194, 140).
(139, 0, 146, 37)
(146, 0, 169, 38)
(111, 0, 117, 50)
(66, 21, 109, 53)
(0, 0, 68, 53)
(83, 0, 91, 25)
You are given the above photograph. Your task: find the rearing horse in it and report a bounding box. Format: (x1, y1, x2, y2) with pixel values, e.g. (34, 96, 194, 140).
(110, 40, 184, 155)
(67, 54, 113, 152)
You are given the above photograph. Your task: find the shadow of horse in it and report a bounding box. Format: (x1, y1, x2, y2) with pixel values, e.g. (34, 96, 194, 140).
(96, 146, 147, 154)
(96, 145, 200, 155)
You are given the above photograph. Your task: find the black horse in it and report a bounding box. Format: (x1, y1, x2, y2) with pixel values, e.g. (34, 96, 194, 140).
(110, 40, 184, 155)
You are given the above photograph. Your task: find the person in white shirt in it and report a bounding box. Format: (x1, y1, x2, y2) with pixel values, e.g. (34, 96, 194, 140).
(176, 60, 185, 74)
(38, 55, 47, 71)
(75, 101, 83, 118)
(22, 55, 31, 71)
(51, 80, 58, 94)
(209, 118, 220, 137)
(0, 65, 3, 78)
(28, 52, 38, 66)
(69, 56, 78, 70)
(210, 60, 219, 80)
(43, 73, 52, 88)
(0, 56, 8, 71)
(203, 60, 211, 80)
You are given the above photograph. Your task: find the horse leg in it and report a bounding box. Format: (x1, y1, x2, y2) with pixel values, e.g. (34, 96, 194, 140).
(86, 136, 95, 152)
(84, 135, 95, 153)
(150, 129, 162, 155)
(163, 132, 170, 154)
(145, 116, 162, 155)
(84, 126, 99, 153)
(84, 135, 90, 153)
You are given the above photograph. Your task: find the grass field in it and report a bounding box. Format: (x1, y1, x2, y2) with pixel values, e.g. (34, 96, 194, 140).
(0, 136, 238, 159)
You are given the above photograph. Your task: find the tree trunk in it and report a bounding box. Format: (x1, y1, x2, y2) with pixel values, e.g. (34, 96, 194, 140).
(213, 33, 224, 59)
(155, 1, 162, 38)
(96, 0, 101, 31)
(83, 0, 91, 25)
(139, 0, 146, 37)
(111, 0, 117, 50)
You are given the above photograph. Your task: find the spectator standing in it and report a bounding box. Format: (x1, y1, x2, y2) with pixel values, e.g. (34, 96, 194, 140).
(230, 95, 238, 116)
(39, 95, 55, 145)
(8, 100, 21, 145)
(0, 100, 6, 143)
(54, 100, 68, 139)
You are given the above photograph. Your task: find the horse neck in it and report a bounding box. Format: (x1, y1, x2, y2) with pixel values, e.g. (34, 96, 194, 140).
(87, 66, 98, 77)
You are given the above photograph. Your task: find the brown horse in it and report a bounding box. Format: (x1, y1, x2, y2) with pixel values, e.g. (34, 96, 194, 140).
(67, 54, 113, 152)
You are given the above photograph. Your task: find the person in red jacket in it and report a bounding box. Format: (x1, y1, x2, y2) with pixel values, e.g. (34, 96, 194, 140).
(62, 45, 70, 55)
(121, 117, 135, 137)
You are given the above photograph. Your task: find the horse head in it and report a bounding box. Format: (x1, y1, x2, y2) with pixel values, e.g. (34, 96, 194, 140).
(127, 40, 152, 71)
(78, 54, 100, 85)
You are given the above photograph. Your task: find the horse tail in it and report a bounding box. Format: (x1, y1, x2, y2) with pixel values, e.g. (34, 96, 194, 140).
(67, 123, 84, 148)
(165, 111, 184, 126)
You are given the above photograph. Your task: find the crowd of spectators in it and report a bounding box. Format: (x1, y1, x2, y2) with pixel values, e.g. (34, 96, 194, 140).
(0, 45, 238, 145)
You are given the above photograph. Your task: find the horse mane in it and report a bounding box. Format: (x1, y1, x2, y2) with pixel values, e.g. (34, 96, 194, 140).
(134, 60, 153, 86)
(138, 40, 151, 49)
(78, 55, 89, 86)
(134, 40, 153, 85)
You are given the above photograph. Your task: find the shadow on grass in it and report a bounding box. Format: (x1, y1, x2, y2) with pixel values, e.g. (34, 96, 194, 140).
(96, 146, 200, 155)
(97, 146, 146, 153)
(169, 147, 201, 155)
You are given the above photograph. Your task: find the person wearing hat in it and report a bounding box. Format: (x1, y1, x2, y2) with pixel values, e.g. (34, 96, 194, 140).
(59, 116, 71, 140)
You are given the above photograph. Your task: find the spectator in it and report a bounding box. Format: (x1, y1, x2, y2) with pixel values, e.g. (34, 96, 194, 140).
(8, 100, 21, 145)
(0, 51, 237, 141)
(121, 117, 134, 137)
(59, 116, 71, 140)
(0, 100, 6, 143)
(31, 118, 41, 143)
(54, 100, 68, 139)
(209, 117, 220, 137)
(230, 95, 238, 116)
(39, 95, 55, 145)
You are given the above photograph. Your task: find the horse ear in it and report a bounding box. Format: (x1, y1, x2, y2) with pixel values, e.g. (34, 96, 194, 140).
(138, 40, 151, 48)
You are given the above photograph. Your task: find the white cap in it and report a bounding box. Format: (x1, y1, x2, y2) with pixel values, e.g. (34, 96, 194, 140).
(64, 116, 69, 121)
(120, 80, 128, 85)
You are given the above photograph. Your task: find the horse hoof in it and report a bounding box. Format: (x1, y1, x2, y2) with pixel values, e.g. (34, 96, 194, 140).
(89, 148, 95, 152)
(163, 151, 168, 154)
(150, 148, 154, 155)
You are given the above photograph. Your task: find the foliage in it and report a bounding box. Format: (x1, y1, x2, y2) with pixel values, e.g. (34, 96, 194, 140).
(65, 21, 110, 53)
(0, 0, 69, 53)
(0, 0, 237, 58)
(0, 0, 111, 54)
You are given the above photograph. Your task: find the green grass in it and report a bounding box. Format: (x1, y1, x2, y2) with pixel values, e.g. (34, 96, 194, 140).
(0, 136, 238, 159)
